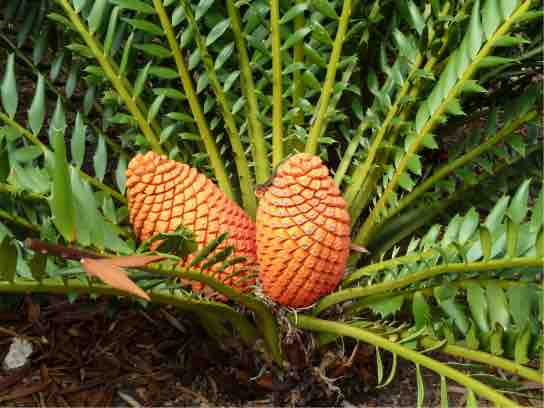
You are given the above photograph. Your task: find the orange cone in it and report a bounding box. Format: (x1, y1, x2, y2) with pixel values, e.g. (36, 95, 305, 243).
(125, 152, 257, 293)
(256, 153, 350, 307)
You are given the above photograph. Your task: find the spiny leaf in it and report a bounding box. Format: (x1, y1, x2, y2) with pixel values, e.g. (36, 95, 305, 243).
(1, 53, 17, 118)
(28, 74, 46, 135)
(459, 208, 479, 245)
(93, 135, 107, 181)
(50, 129, 76, 243)
(514, 324, 531, 364)
(206, 19, 230, 46)
(48, 98, 66, 146)
(190, 232, 228, 267)
(413, 292, 431, 330)
(71, 113, 86, 169)
(110, 0, 155, 14)
(312, 0, 338, 19)
(88, 0, 108, 34)
(507, 179, 531, 223)
(466, 282, 490, 333)
(486, 282, 510, 329)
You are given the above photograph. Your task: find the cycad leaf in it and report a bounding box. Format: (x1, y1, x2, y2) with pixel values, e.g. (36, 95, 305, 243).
(50, 129, 76, 242)
(115, 155, 128, 193)
(312, 0, 338, 19)
(514, 324, 531, 364)
(413, 292, 431, 330)
(486, 282, 510, 329)
(93, 135, 107, 181)
(88, 0, 108, 34)
(48, 97, 67, 146)
(507, 286, 531, 328)
(507, 179, 530, 223)
(459, 208, 479, 245)
(71, 113, 86, 169)
(110, 0, 155, 14)
(1, 54, 18, 118)
(466, 283, 490, 333)
(28, 74, 46, 135)
(206, 19, 230, 46)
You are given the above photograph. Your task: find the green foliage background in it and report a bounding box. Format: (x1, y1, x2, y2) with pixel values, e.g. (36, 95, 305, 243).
(0, 0, 542, 405)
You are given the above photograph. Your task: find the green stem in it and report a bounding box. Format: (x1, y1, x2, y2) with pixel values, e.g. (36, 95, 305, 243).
(342, 249, 436, 286)
(293, 315, 518, 407)
(225, 0, 270, 182)
(0, 182, 45, 202)
(353, 0, 532, 248)
(0, 208, 40, 232)
(385, 110, 537, 222)
(334, 120, 368, 186)
(152, 0, 235, 203)
(179, 0, 257, 217)
(291, 0, 305, 134)
(315, 256, 544, 314)
(0, 278, 257, 345)
(270, 0, 284, 166)
(419, 336, 544, 384)
(56, 0, 163, 154)
(0, 110, 127, 204)
(305, 0, 351, 155)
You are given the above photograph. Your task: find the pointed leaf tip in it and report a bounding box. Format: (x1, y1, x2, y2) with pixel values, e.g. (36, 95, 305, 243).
(81, 258, 151, 301)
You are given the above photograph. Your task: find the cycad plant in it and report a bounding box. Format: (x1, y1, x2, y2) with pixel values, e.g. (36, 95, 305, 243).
(1, 0, 543, 405)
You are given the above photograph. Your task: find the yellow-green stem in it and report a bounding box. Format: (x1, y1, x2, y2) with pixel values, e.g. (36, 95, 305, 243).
(152, 0, 235, 203)
(0, 208, 40, 232)
(270, 0, 284, 166)
(56, 0, 163, 154)
(305, 0, 351, 154)
(419, 336, 543, 384)
(292, 0, 305, 133)
(293, 316, 518, 407)
(315, 256, 544, 314)
(225, 0, 271, 182)
(178, 0, 258, 217)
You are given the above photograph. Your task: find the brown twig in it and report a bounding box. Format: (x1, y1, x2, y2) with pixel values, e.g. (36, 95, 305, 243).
(24, 239, 104, 261)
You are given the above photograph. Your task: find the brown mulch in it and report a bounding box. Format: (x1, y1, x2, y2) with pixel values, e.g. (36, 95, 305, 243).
(0, 294, 526, 407)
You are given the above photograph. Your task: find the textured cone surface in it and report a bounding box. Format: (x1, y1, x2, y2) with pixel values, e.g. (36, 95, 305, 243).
(126, 151, 257, 292)
(256, 153, 350, 307)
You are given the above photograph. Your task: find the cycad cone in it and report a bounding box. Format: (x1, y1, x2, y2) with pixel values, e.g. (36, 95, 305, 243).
(256, 153, 350, 307)
(125, 152, 257, 293)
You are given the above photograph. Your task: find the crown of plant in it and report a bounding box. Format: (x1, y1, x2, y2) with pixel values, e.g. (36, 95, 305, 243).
(256, 153, 350, 307)
(126, 151, 257, 293)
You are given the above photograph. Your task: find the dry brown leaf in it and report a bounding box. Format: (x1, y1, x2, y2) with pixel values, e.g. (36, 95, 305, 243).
(80, 258, 151, 301)
(107, 254, 165, 267)
(349, 243, 370, 254)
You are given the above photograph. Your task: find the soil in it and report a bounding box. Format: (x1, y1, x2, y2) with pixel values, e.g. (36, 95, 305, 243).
(0, 294, 519, 407)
